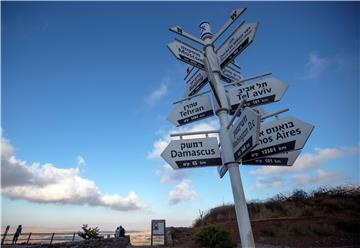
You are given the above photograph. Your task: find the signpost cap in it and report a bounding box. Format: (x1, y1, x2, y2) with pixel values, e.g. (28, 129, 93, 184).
(199, 21, 212, 39)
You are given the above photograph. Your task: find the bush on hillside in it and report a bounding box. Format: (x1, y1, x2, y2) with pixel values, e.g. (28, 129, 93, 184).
(193, 225, 234, 248)
(78, 224, 101, 240)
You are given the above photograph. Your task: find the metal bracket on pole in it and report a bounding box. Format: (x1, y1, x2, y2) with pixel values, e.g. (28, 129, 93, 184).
(224, 72, 272, 87)
(170, 130, 220, 138)
(261, 108, 289, 121)
(170, 26, 206, 46)
(227, 99, 246, 129)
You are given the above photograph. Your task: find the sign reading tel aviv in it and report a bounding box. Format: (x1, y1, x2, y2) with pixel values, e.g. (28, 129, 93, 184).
(161, 137, 222, 169)
(229, 77, 288, 110)
(167, 95, 214, 126)
(242, 117, 314, 161)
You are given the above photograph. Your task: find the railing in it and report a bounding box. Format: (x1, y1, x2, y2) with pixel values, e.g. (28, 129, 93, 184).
(1, 226, 114, 245)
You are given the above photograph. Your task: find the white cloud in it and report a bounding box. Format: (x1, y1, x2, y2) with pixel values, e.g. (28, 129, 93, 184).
(255, 176, 283, 189)
(76, 155, 86, 166)
(147, 120, 219, 160)
(145, 83, 168, 106)
(1, 137, 147, 211)
(292, 169, 342, 185)
(250, 146, 359, 175)
(156, 164, 186, 183)
(304, 51, 329, 79)
(169, 179, 197, 205)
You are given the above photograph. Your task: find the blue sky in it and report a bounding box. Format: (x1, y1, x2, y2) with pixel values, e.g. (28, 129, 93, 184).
(1, 2, 359, 231)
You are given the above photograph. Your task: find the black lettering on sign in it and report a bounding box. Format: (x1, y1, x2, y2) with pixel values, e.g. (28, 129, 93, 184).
(242, 140, 296, 161)
(178, 110, 214, 125)
(176, 158, 222, 168)
(234, 137, 253, 161)
(243, 157, 289, 166)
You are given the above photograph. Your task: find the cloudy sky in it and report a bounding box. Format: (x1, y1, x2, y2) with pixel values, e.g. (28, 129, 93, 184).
(1, 2, 359, 231)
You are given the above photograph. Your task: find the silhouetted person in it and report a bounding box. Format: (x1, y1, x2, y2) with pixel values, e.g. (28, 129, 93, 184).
(119, 226, 125, 238)
(12, 225, 22, 244)
(115, 226, 120, 239)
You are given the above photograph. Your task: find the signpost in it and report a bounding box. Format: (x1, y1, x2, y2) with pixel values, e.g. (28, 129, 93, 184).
(229, 77, 288, 110)
(162, 8, 313, 248)
(167, 94, 214, 126)
(242, 117, 314, 161)
(232, 107, 260, 162)
(243, 150, 301, 166)
(161, 137, 222, 169)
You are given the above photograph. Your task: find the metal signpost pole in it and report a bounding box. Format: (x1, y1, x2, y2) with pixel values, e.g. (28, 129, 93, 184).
(199, 21, 255, 248)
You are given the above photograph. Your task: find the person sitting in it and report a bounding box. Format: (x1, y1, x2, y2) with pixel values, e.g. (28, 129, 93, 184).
(119, 226, 125, 238)
(115, 226, 120, 239)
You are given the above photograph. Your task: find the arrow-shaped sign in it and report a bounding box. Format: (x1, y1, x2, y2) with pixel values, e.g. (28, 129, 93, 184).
(221, 65, 242, 83)
(183, 65, 242, 97)
(161, 137, 222, 169)
(242, 150, 301, 166)
(217, 22, 259, 68)
(242, 117, 314, 161)
(232, 107, 261, 162)
(168, 40, 205, 70)
(229, 77, 288, 111)
(167, 95, 214, 126)
(183, 69, 208, 97)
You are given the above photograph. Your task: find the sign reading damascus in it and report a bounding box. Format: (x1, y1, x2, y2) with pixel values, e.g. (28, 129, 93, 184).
(161, 137, 222, 169)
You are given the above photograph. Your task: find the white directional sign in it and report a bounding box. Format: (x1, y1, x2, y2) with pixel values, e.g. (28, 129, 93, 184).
(242, 117, 314, 161)
(232, 107, 261, 162)
(217, 22, 259, 68)
(184, 69, 208, 97)
(229, 77, 288, 111)
(221, 66, 242, 83)
(168, 40, 205, 70)
(161, 137, 222, 169)
(184, 65, 242, 97)
(243, 150, 301, 166)
(167, 95, 214, 126)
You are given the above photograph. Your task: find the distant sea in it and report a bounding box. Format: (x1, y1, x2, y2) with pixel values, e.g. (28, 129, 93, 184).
(1, 226, 153, 246)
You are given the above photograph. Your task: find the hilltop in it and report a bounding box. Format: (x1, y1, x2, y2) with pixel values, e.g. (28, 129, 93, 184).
(169, 185, 360, 247)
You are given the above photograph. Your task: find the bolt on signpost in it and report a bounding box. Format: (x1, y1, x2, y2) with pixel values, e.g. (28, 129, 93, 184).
(162, 8, 314, 248)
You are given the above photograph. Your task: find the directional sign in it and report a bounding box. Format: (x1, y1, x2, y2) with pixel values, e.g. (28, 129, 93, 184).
(167, 95, 214, 126)
(184, 69, 208, 97)
(217, 22, 259, 68)
(161, 137, 222, 169)
(242, 117, 314, 161)
(229, 77, 288, 111)
(232, 107, 261, 162)
(184, 65, 241, 97)
(168, 40, 205, 70)
(243, 150, 301, 166)
(221, 66, 242, 83)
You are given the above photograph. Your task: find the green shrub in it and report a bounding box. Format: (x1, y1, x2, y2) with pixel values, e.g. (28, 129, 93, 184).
(78, 224, 101, 240)
(193, 225, 234, 248)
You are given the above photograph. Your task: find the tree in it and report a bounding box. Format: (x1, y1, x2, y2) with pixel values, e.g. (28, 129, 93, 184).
(78, 224, 101, 240)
